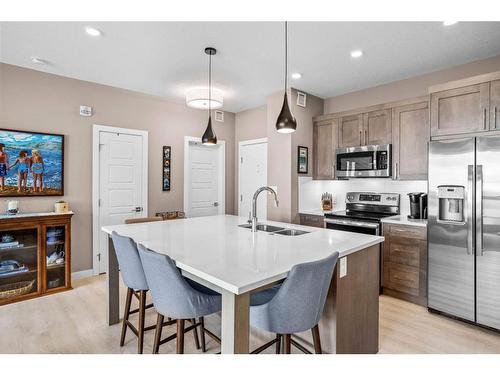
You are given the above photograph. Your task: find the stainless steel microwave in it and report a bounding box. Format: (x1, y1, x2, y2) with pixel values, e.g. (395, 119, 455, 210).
(335, 144, 392, 178)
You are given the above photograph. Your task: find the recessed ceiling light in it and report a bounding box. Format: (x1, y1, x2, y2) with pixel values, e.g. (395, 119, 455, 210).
(291, 72, 302, 80)
(443, 21, 458, 26)
(350, 50, 363, 58)
(85, 26, 102, 37)
(31, 57, 47, 65)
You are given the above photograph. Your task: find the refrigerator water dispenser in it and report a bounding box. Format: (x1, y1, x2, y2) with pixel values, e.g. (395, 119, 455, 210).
(437, 185, 465, 223)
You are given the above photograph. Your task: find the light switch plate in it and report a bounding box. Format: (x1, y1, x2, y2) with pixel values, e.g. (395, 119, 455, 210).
(339, 257, 347, 278)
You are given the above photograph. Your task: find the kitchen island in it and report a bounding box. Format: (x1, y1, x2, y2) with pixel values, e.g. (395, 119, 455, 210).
(102, 215, 384, 354)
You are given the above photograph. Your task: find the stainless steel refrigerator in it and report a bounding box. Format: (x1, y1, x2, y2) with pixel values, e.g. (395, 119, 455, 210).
(428, 136, 500, 330)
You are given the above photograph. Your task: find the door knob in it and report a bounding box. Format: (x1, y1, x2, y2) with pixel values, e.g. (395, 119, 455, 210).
(132, 207, 143, 212)
(213, 202, 219, 207)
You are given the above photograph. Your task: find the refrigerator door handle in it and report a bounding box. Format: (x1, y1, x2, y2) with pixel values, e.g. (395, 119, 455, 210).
(467, 164, 474, 256)
(476, 164, 484, 256)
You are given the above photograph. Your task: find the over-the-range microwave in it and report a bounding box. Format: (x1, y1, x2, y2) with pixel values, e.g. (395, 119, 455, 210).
(335, 144, 392, 178)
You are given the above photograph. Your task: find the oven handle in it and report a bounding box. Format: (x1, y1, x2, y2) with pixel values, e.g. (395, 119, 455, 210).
(324, 218, 380, 229)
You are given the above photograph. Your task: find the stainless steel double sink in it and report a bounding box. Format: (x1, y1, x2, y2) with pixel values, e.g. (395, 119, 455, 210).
(238, 223, 309, 236)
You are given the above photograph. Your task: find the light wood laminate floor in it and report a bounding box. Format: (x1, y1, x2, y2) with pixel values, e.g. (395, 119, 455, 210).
(1, 275, 500, 354)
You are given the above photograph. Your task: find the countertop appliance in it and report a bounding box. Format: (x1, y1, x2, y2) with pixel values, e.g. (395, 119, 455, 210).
(428, 137, 500, 331)
(335, 144, 391, 178)
(324, 192, 400, 236)
(408, 192, 427, 219)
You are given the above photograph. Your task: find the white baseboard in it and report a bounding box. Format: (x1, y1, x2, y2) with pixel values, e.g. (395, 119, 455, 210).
(71, 269, 94, 281)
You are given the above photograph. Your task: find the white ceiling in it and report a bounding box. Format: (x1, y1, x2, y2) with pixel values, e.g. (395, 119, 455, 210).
(1, 22, 500, 113)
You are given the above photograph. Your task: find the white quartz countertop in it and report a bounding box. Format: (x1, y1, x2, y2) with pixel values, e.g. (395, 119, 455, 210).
(102, 215, 383, 294)
(0, 211, 74, 220)
(381, 215, 427, 227)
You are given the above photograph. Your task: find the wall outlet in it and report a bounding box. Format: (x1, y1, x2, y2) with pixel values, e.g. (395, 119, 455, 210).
(339, 257, 347, 278)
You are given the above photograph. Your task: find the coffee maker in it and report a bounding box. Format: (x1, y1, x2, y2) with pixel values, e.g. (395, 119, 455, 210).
(408, 192, 428, 219)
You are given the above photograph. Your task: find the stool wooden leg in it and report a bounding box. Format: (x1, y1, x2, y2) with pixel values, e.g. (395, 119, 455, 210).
(120, 288, 133, 346)
(176, 319, 185, 354)
(200, 317, 207, 352)
(191, 318, 200, 350)
(276, 334, 282, 354)
(153, 314, 164, 354)
(284, 334, 291, 354)
(311, 325, 322, 354)
(137, 290, 147, 354)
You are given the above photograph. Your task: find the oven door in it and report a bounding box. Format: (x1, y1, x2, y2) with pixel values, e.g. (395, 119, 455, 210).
(336, 144, 391, 178)
(324, 217, 380, 235)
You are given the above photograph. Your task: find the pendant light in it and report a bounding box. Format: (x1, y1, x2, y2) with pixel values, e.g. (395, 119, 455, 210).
(275, 21, 297, 134)
(202, 47, 217, 145)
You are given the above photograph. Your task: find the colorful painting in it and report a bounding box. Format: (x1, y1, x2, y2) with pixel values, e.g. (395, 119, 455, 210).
(297, 146, 308, 174)
(162, 146, 171, 191)
(0, 129, 64, 196)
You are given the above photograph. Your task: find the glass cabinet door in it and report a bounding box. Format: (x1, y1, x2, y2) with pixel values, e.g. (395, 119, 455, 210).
(45, 225, 67, 290)
(0, 228, 39, 302)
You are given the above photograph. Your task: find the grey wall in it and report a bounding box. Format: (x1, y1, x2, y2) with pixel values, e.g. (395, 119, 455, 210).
(0, 63, 236, 272)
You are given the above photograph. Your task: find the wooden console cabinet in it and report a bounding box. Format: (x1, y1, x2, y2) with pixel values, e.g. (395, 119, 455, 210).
(382, 223, 427, 306)
(0, 212, 73, 306)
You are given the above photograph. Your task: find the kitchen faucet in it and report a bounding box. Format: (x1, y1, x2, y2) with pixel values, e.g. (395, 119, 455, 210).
(251, 186, 279, 232)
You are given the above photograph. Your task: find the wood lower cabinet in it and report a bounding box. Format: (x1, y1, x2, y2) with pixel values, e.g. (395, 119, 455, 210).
(392, 100, 429, 180)
(382, 223, 427, 306)
(0, 213, 73, 306)
(490, 80, 500, 130)
(363, 109, 392, 145)
(299, 213, 324, 228)
(313, 119, 338, 180)
(338, 114, 363, 148)
(430, 82, 490, 137)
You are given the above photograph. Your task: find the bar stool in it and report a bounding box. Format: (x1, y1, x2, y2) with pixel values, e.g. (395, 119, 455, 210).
(111, 232, 200, 353)
(249, 251, 339, 354)
(138, 244, 221, 354)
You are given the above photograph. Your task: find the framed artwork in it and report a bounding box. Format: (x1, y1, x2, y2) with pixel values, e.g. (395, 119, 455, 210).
(0, 129, 64, 197)
(297, 146, 308, 174)
(162, 146, 171, 191)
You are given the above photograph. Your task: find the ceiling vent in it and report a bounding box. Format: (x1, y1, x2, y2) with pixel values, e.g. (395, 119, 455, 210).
(296, 91, 307, 108)
(214, 110, 224, 122)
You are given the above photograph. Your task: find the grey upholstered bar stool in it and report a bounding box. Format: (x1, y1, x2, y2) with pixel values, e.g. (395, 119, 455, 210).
(111, 232, 201, 353)
(249, 251, 339, 354)
(138, 244, 222, 354)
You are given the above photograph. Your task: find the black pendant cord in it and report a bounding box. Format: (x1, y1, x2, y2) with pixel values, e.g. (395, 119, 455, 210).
(208, 50, 212, 118)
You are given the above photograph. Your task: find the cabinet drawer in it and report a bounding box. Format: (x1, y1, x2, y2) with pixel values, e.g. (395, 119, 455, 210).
(387, 238, 421, 267)
(299, 214, 324, 228)
(384, 262, 419, 296)
(388, 224, 426, 240)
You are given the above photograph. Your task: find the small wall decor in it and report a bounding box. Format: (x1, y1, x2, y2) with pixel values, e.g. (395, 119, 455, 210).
(0, 129, 64, 197)
(297, 146, 308, 174)
(162, 146, 171, 191)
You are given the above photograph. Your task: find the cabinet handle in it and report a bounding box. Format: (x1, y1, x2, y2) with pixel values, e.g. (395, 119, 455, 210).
(332, 163, 336, 179)
(495, 106, 498, 129)
(483, 108, 487, 129)
(394, 162, 398, 180)
(359, 131, 362, 146)
(364, 130, 367, 145)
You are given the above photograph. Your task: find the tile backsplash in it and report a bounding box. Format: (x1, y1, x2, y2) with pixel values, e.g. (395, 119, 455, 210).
(299, 176, 427, 215)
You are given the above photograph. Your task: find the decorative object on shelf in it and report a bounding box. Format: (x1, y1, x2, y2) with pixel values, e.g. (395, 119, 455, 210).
(46, 228, 64, 245)
(0, 129, 64, 197)
(0, 259, 28, 276)
(321, 192, 333, 212)
(0, 235, 22, 250)
(297, 146, 308, 174)
(155, 211, 185, 220)
(47, 278, 62, 289)
(0, 279, 35, 299)
(6, 200, 19, 215)
(47, 248, 65, 266)
(162, 146, 171, 191)
(54, 200, 69, 213)
(1, 233, 15, 243)
(201, 47, 218, 145)
(275, 21, 297, 134)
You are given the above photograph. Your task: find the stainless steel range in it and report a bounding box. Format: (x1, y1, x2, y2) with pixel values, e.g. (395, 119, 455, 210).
(324, 192, 400, 235)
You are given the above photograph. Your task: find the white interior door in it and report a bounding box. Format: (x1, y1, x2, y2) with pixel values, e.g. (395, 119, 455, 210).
(239, 140, 268, 220)
(98, 131, 144, 273)
(187, 142, 221, 218)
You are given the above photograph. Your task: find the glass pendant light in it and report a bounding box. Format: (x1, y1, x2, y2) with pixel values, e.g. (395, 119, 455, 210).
(275, 21, 297, 134)
(202, 47, 217, 145)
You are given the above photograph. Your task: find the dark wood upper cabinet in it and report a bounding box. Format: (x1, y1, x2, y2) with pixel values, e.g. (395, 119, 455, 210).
(313, 119, 338, 180)
(338, 114, 363, 148)
(363, 109, 392, 146)
(392, 101, 429, 180)
(490, 80, 500, 131)
(430, 83, 490, 137)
